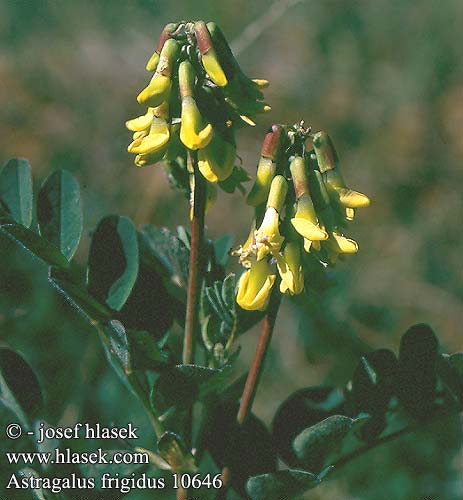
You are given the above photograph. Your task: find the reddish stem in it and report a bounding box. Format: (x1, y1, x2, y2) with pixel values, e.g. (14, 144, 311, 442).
(217, 289, 282, 499)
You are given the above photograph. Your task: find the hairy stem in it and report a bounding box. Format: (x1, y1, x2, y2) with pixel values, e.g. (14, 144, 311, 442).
(218, 288, 282, 499)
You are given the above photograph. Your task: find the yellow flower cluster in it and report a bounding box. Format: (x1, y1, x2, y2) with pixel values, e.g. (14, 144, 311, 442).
(235, 125, 370, 311)
(125, 21, 270, 185)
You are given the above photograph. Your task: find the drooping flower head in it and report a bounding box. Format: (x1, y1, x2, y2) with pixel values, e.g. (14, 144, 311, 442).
(126, 21, 270, 198)
(234, 122, 370, 310)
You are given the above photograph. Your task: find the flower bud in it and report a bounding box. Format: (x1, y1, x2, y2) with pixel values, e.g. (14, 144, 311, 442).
(266, 174, 288, 212)
(236, 258, 276, 311)
(246, 157, 276, 207)
(246, 125, 282, 207)
(145, 23, 177, 71)
(137, 38, 180, 107)
(179, 60, 213, 150)
(312, 131, 338, 173)
(198, 133, 236, 182)
(276, 241, 304, 295)
(194, 21, 228, 87)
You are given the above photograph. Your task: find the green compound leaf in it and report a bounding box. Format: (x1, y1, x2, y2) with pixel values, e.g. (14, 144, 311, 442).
(139, 225, 189, 289)
(0, 224, 69, 267)
(396, 323, 439, 419)
(351, 349, 398, 440)
(38, 169, 83, 260)
(88, 215, 139, 311)
(272, 387, 345, 468)
(0, 158, 33, 227)
(198, 402, 277, 497)
(0, 345, 43, 422)
(150, 365, 228, 416)
(129, 330, 170, 370)
(293, 415, 354, 472)
(246, 469, 320, 500)
(104, 320, 132, 376)
(48, 270, 111, 323)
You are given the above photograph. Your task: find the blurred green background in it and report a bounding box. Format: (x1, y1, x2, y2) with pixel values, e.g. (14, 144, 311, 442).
(1, 0, 462, 499)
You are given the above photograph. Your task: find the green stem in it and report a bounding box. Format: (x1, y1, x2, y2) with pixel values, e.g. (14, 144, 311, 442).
(183, 150, 206, 366)
(332, 411, 460, 471)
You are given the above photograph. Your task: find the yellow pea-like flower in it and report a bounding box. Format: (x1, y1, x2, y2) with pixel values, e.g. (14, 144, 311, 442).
(324, 169, 370, 208)
(137, 74, 172, 108)
(127, 116, 170, 155)
(255, 206, 284, 261)
(254, 175, 287, 260)
(276, 242, 304, 295)
(198, 133, 236, 182)
(180, 96, 213, 150)
(291, 194, 328, 242)
(236, 258, 276, 311)
(321, 232, 358, 265)
(194, 21, 228, 87)
(134, 143, 168, 167)
(132, 130, 148, 141)
(312, 131, 370, 209)
(178, 60, 213, 150)
(331, 232, 358, 254)
(201, 50, 228, 87)
(289, 155, 328, 243)
(137, 38, 179, 107)
(125, 108, 154, 132)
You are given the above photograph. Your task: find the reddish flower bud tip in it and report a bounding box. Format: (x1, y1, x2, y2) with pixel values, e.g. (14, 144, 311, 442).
(194, 21, 213, 54)
(261, 125, 282, 160)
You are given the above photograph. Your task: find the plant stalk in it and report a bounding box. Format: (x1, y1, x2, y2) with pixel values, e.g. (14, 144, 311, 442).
(179, 151, 206, 500)
(183, 150, 206, 366)
(217, 288, 282, 499)
(237, 290, 282, 425)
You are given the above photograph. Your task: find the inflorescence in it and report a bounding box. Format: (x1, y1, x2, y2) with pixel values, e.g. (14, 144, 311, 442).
(234, 123, 370, 311)
(125, 21, 270, 187)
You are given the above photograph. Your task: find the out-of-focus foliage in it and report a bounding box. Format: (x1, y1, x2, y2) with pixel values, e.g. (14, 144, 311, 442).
(1, 1, 462, 499)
